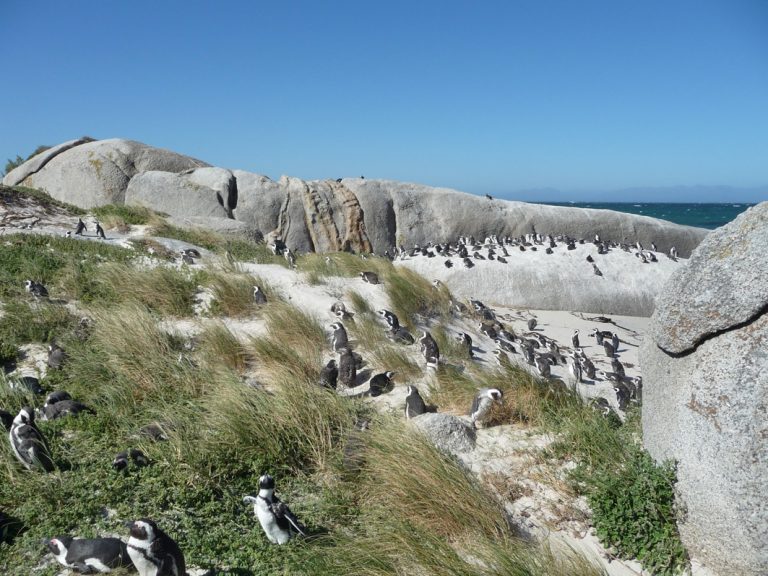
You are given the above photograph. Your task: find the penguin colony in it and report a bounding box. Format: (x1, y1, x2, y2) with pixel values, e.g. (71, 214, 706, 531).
(1, 220, 651, 571)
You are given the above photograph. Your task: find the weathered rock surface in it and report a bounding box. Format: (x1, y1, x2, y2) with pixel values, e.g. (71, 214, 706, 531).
(641, 202, 768, 576)
(3, 139, 208, 207)
(411, 412, 476, 455)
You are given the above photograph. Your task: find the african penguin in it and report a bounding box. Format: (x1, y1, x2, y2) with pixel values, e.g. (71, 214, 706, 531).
(377, 309, 400, 330)
(469, 388, 503, 428)
(319, 359, 338, 390)
(337, 349, 357, 388)
(534, 356, 551, 378)
(603, 340, 616, 358)
(360, 271, 380, 284)
(113, 449, 149, 472)
(571, 330, 580, 349)
(611, 357, 625, 377)
(95, 222, 106, 240)
(330, 322, 349, 352)
(39, 399, 95, 421)
(243, 474, 307, 544)
(368, 371, 395, 397)
(0, 409, 13, 431)
(568, 356, 583, 383)
(9, 407, 54, 472)
(388, 325, 415, 345)
(527, 318, 537, 331)
(48, 535, 133, 573)
(418, 331, 439, 368)
(47, 343, 66, 370)
(404, 386, 427, 419)
(611, 333, 620, 352)
(75, 218, 87, 235)
(495, 338, 516, 354)
(126, 518, 186, 576)
(24, 279, 48, 299)
(253, 286, 268, 305)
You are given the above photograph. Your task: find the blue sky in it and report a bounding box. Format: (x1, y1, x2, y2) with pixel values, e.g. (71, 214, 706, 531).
(2, 0, 766, 202)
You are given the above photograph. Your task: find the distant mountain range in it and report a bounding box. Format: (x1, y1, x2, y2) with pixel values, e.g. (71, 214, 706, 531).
(498, 185, 766, 203)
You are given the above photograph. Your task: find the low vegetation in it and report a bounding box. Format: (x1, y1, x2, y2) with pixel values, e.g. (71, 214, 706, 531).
(0, 228, 686, 575)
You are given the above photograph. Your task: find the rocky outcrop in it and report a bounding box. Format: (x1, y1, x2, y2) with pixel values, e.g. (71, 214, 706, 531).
(3, 138, 707, 259)
(641, 202, 768, 576)
(3, 139, 207, 207)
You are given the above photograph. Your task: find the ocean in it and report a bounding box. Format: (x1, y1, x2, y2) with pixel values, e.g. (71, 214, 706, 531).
(534, 202, 758, 230)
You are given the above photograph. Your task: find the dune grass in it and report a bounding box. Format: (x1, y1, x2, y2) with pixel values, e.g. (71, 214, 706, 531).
(206, 271, 275, 317)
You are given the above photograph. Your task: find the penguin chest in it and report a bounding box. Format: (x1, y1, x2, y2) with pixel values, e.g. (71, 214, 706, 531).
(127, 543, 159, 576)
(255, 500, 291, 544)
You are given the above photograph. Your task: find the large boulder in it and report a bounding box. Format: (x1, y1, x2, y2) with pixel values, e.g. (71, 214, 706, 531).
(411, 413, 477, 455)
(3, 139, 207, 207)
(126, 167, 236, 219)
(641, 202, 768, 576)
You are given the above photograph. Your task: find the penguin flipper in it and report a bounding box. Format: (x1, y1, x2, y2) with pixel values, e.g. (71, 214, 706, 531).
(271, 501, 307, 537)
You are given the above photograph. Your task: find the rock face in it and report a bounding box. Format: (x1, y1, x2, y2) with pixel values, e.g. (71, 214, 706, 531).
(641, 202, 768, 576)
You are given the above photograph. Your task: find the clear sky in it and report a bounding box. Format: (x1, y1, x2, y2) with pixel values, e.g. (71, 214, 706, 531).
(2, 0, 766, 202)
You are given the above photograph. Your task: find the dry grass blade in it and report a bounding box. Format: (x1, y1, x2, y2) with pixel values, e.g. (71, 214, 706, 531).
(384, 266, 452, 326)
(198, 321, 251, 373)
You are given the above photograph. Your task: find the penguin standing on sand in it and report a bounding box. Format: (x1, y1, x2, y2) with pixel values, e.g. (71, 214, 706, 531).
(243, 474, 307, 545)
(571, 330, 580, 349)
(319, 359, 338, 390)
(469, 388, 503, 428)
(47, 343, 66, 369)
(527, 318, 537, 331)
(126, 518, 186, 576)
(75, 218, 87, 236)
(330, 322, 349, 352)
(568, 355, 583, 383)
(95, 221, 106, 240)
(603, 340, 616, 358)
(48, 535, 134, 573)
(404, 385, 428, 419)
(611, 332, 620, 353)
(9, 407, 54, 472)
(337, 349, 357, 388)
(419, 331, 439, 369)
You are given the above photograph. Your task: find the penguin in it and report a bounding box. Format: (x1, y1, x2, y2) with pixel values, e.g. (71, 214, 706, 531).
(611, 357, 625, 378)
(64, 230, 72, 238)
(418, 331, 439, 368)
(497, 256, 508, 263)
(568, 356, 583, 383)
(126, 518, 186, 576)
(24, 279, 48, 299)
(581, 356, 597, 380)
(527, 318, 537, 331)
(139, 422, 169, 442)
(48, 535, 133, 573)
(589, 396, 614, 418)
(611, 332, 620, 353)
(368, 371, 395, 397)
(182, 248, 201, 259)
(571, 330, 580, 349)
(337, 349, 357, 388)
(534, 356, 551, 378)
(75, 218, 87, 235)
(243, 474, 307, 544)
(603, 340, 615, 358)
(253, 285, 267, 305)
(545, 247, 553, 254)
(614, 383, 631, 411)
(9, 407, 54, 472)
(444, 259, 453, 268)
(330, 322, 349, 352)
(284, 248, 296, 268)
(40, 399, 95, 421)
(112, 449, 149, 472)
(462, 257, 474, 268)
(586, 255, 594, 263)
(179, 251, 195, 265)
(494, 338, 516, 354)
(319, 359, 338, 390)
(10, 375, 44, 395)
(590, 328, 605, 346)
(404, 385, 427, 419)
(469, 388, 503, 428)
(377, 309, 400, 330)
(47, 343, 66, 370)
(592, 263, 603, 277)
(95, 221, 106, 240)
(360, 271, 380, 285)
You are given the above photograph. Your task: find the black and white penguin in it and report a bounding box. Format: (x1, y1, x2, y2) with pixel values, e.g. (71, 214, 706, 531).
(47, 343, 66, 370)
(469, 388, 503, 428)
(75, 218, 87, 235)
(581, 356, 597, 380)
(319, 359, 338, 390)
(611, 357, 625, 378)
(418, 331, 439, 368)
(126, 518, 186, 576)
(360, 271, 380, 285)
(456, 332, 474, 357)
(590, 328, 605, 346)
(9, 407, 54, 472)
(243, 474, 307, 544)
(534, 356, 551, 378)
(614, 383, 631, 411)
(95, 221, 106, 240)
(48, 535, 133, 573)
(253, 286, 267, 305)
(603, 340, 615, 358)
(404, 385, 427, 419)
(611, 332, 620, 352)
(592, 263, 603, 277)
(112, 449, 149, 472)
(0, 409, 13, 431)
(24, 279, 48, 299)
(527, 318, 537, 331)
(572, 330, 580, 349)
(388, 325, 415, 345)
(330, 322, 349, 352)
(444, 259, 453, 268)
(462, 257, 474, 268)
(377, 309, 400, 330)
(568, 356, 583, 383)
(139, 422, 169, 442)
(284, 248, 296, 268)
(495, 338, 516, 354)
(40, 398, 95, 421)
(182, 247, 201, 259)
(368, 371, 395, 397)
(10, 375, 44, 395)
(337, 349, 357, 388)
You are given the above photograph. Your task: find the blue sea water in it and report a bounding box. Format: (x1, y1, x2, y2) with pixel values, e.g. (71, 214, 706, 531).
(535, 202, 757, 230)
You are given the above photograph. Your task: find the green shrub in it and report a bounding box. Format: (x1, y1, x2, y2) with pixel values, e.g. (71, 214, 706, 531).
(589, 451, 687, 575)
